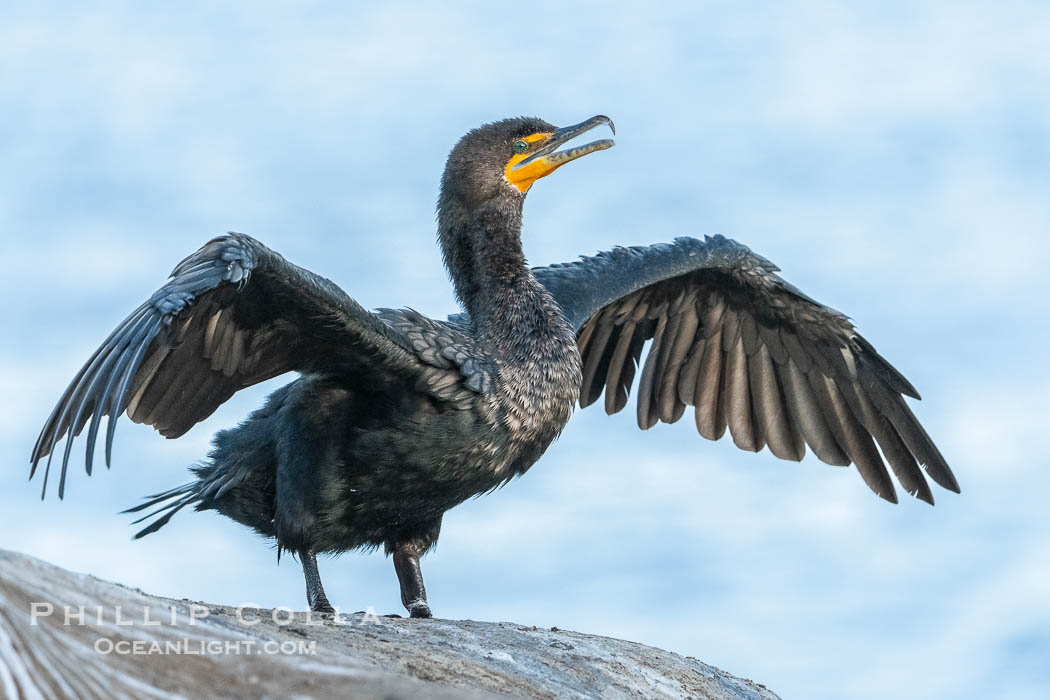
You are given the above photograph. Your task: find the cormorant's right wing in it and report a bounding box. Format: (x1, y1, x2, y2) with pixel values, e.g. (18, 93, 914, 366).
(31, 233, 424, 498)
(532, 235, 959, 504)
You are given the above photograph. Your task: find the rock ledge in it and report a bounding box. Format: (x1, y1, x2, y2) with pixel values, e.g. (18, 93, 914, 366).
(0, 549, 778, 699)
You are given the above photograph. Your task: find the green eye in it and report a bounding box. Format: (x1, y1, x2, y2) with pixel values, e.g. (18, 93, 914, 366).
(513, 140, 528, 154)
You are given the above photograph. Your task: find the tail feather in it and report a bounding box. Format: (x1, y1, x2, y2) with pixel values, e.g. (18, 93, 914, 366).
(197, 474, 237, 501)
(122, 482, 196, 513)
(121, 482, 198, 538)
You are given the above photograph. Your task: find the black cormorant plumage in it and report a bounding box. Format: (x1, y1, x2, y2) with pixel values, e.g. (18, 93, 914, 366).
(30, 115, 959, 617)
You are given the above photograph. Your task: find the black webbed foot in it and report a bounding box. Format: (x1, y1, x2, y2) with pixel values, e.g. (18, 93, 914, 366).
(310, 599, 335, 615)
(391, 535, 437, 620)
(301, 550, 336, 615)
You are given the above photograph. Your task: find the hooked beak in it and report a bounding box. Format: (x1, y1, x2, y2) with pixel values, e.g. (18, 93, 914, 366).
(505, 115, 616, 191)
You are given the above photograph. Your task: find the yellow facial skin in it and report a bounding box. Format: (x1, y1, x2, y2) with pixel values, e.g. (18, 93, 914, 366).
(503, 125, 615, 193)
(503, 115, 616, 193)
(504, 133, 554, 192)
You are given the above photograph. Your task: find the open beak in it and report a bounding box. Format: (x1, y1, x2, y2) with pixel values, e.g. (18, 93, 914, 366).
(506, 115, 616, 191)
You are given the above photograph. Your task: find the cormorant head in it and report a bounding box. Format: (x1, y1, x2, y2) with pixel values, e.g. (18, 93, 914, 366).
(440, 115, 615, 210)
(437, 115, 615, 312)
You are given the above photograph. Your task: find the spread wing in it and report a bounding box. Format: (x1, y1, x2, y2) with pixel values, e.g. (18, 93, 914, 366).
(31, 233, 424, 498)
(533, 235, 959, 504)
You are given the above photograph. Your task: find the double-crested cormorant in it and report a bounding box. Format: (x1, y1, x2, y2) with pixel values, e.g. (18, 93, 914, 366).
(30, 115, 958, 618)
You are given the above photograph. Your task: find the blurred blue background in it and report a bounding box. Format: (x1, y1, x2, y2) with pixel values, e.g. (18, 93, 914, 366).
(1, 3, 1048, 698)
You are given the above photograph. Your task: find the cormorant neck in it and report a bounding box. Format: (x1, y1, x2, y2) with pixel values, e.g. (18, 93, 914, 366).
(437, 187, 582, 436)
(438, 193, 541, 336)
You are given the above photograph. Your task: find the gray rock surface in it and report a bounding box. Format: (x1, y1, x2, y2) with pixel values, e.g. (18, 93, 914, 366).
(0, 549, 779, 699)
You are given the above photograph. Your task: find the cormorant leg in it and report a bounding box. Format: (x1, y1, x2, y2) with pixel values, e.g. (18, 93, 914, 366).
(393, 541, 432, 619)
(301, 550, 335, 614)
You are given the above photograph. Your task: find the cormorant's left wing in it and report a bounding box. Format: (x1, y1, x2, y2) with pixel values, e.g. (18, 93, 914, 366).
(532, 235, 959, 504)
(30, 233, 426, 499)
